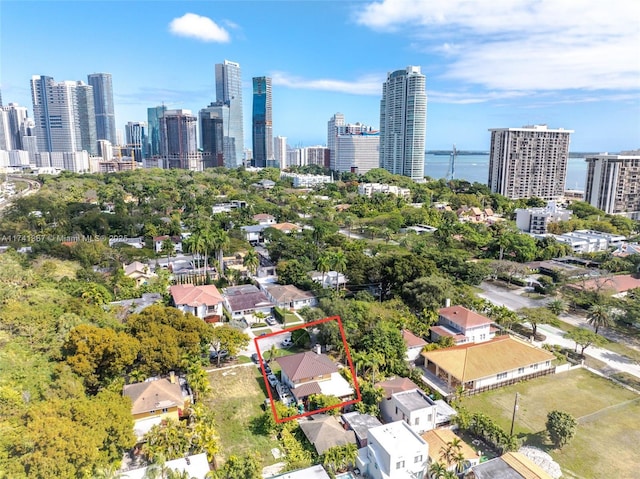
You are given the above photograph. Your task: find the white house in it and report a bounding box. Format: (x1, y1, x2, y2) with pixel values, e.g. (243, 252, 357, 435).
(170, 284, 224, 322)
(430, 305, 495, 345)
(123, 261, 156, 287)
(253, 213, 276, 225)
(153, 235, 182, 254)
(264, 284, 318, 310)
(310, 270, 348, 289)
(356, 420, 429, 479)
(380, 389, 438, 434)
(402, 329, 427, 362)
(422, 336, 555, 394)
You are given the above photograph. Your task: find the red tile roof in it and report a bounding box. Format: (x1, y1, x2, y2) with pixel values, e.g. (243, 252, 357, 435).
(438, 305, 492, 328)
(170, 284, 223, 307)
(572, 274, 640, 294)
(402, 329, 428, 348)
(276, 352, 338, 382)
(253, 213, 275, 220)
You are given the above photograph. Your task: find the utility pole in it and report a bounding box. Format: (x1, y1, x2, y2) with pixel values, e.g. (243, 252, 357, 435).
(510, 392, 520, 436)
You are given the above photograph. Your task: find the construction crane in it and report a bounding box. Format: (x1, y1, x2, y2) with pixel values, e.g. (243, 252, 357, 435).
(447, 144, 457, 181)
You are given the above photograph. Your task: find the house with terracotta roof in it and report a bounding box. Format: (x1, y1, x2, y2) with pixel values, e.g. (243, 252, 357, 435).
(269, 222, 300, 234)
(469, 451, 554, 479)
(170, 284, 224, 322)
(567, 274, 640, 297)
(122, 376, 190, 439)
(402, 329, 428, 362)
(298, 414, 357, 455)
(430, 305, 496, 345)
(276, 351, 353, 405)
(422, 336, 555, 395)
(123, 261, 156, 287)
(222, 284, 274, 322)
(264, 284, 318, 310)
(421, 429, 480, 474)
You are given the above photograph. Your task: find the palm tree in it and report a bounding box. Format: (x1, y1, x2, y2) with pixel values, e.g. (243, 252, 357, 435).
(93, 465, 123, 479)
(547, 299, 567, 316)
(226, 268, 240, 286)
(428, 462, 448, 479)
(211, 229, 230, 276)
(316, 252, 332, 286)
(329, 249, 347, 292)
(587, 303, 613, 334)
(439, 438, 463, 467)
(187, 365, 211, 403)
(243, 249, 260, 276)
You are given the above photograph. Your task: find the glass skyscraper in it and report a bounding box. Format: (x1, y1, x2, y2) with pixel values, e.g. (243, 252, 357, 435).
(252, 76, 273, 168)
(147, 105, 167, 157)
(214, 60, 244, 168)
(379, 66, 427, 180)
(160, 109, 201, 170)
(199, 103, 227, 169)
(87, 73, 116, 145)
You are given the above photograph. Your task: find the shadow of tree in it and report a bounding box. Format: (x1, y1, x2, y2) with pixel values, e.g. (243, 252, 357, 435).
(522, 430, 552, 452)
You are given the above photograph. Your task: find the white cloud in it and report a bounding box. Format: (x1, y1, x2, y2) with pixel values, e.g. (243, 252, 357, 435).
(271, 71, 383, 95)
(356, 0, 640, 92)
(169, 13, 230, 43)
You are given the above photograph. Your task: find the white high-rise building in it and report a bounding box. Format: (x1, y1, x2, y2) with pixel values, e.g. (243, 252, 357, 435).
(327, 113, 345, 170)
(215, 60, 244, 167)
(335, 132, 380, 174)
(584, 150, 640, 220)
(488, 125, 573, 200)
(274, 136, 287, 169)
(31, 75, 82, 153)
(379, 66, 427, 180)
(0, 103, 29, 150)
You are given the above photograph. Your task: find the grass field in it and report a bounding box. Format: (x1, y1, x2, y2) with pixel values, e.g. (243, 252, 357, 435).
(460, 368, 640, 479)
(205, 365, 281, 467)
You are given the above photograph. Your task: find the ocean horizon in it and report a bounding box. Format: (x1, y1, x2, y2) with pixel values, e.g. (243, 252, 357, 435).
(424, 153, 587, 191)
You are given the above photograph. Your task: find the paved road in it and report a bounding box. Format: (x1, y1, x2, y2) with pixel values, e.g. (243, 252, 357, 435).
(479, 281, 640, 379)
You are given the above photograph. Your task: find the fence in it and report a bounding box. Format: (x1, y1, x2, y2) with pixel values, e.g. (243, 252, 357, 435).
(462, 367, 556, 397)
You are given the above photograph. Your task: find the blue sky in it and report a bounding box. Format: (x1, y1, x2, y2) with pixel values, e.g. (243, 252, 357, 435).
(1, 0, 639, 152)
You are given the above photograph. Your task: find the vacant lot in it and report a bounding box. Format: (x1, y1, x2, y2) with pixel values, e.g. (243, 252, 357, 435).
(461, 368, 640, 479)
(205, 365, 280, 467)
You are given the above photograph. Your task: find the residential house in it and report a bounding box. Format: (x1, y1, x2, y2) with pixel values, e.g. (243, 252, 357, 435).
(270, 222, 300, 234)
(109, 236, 144, 249)
(567, 274, 640, 297)
(430, 305, 496, 345)
(153, 235, 182, 254)
(422, 336, 555, 395)
(265, 465, 331, 479)
(264, 284, 318, 310)
(253, 213, 276, 225)
(421, 429, 480, 474)
(380, 388, 438, 434)
(298, 414, 357, 455)
(108, 293, 163, 319)
(241, 224, 267, 244)
(276, 351, 354, 406)
(170, 284, 224, 323)
(122, 376, 190, 439)
(356, 420, 429, 479)
(402, 329, 428, 362)
(613, 242, 640, 257)
(123, 261, 156, 287)
(122, 453, 210, 479)
(310, 270, 348, 289)
(222, 284, 274, 322)
(251, 179, 276, 189)
(211, 199, 247, 214)
(468, 451, 554, 479)
(342, 411, 383, 448)
(358, 183, 411, 198)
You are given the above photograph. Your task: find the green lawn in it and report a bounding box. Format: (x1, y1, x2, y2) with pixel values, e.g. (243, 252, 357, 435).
(204, 365, 281, 467)
(461, 368, 640, 479)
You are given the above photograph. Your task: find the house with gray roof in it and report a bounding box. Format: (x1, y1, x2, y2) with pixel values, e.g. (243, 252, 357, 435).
(222, 284, 274, 322)
(342, 411, 383, 447)
(298, 414, 356, 455)
(264, 284, 318, 310)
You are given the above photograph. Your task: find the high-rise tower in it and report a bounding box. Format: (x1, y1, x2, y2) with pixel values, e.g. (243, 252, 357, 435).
(160, 109, 200, 170)
(379, 66, 427, 180)
(214, 60, 244, 167)
(30, 75, 82, 153)
(252, 76, 273, 168)
(75, 82, 97, 154)
(199, 103, 226, 169)
(147, 105, 167, 157)
(584, 151, 640, 219)
(488, 125, 573, 200)
(87, 73, 116, 144)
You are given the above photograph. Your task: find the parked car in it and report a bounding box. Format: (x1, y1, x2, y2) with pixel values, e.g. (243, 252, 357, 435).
(251, 353, 259, 363)
(210, 350, 228, 360)
(265, 316, 277, 326)
(267, 373, 278, 388)
(281, 338, 293, 347)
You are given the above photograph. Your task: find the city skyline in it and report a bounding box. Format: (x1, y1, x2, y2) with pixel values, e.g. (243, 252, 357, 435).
(1, 1, 639, 152)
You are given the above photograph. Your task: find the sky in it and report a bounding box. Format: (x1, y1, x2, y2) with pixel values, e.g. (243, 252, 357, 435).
(1, 0, 639, 152)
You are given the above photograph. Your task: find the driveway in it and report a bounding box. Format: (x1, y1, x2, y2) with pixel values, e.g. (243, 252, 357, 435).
(478, 281, 551, 311)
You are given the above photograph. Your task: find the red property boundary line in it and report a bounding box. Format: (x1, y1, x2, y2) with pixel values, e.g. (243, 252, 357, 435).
(254, 315, 362, 423)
